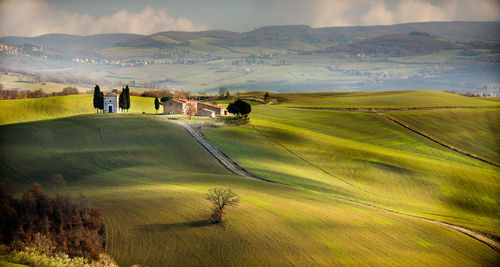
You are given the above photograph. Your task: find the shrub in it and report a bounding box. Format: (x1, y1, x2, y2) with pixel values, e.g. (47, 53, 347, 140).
(6, 247, 118, 267)
(0, 183, 104, 260)
(7, 247, 91, 267)
(61, 87, 79, 95)
(221, 116, 249, 126)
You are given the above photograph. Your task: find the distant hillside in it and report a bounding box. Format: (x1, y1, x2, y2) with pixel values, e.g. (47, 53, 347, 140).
(116, 30, 239, 47)
(117, 21, 500, 50)
(318, 21, 500, 43)
(0, 33, 144, 54)
(1, 21, 499, 54)
(321, 33, 456, 57)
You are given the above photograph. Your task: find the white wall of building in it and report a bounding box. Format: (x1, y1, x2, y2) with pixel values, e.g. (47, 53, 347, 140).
(104, 94, 120, 113)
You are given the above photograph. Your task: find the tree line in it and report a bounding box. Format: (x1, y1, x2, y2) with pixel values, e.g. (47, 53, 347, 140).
(320, 32, 455, 57)
(0, 87, 80, 100)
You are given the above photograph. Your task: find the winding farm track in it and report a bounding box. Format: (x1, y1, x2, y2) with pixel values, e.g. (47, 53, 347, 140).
(170, 120, 500, 254)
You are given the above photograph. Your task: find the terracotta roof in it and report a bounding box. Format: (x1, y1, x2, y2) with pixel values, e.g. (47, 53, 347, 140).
(171, 99, 186, 104)
(195, 101, 224, 110)
(165, 98, 225, 110)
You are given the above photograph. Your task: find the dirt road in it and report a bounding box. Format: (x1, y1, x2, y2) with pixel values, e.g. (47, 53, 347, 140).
(170, 119, 500, 253)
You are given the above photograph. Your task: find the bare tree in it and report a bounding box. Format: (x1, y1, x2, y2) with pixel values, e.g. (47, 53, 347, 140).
(218, 87, 228, 99)
(185, 102, 198, 119)
(207, 188, 239, 223)
(51, 173, 65, 198)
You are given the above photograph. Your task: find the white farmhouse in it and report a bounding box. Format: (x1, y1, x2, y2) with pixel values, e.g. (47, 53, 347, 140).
(104, 93, 120, 113)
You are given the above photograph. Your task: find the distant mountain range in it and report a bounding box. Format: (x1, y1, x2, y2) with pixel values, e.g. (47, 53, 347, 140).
(1, 21, 499, 55)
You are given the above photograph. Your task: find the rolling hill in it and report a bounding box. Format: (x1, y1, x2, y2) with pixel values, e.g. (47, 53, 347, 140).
(2, 21, 499, 54)
(118, 22, 500, 50)
(204, 91, 500, 235)
(0, 94, 156, 125)
(269, 90, 500, 108)
(0, 114, 497, 266)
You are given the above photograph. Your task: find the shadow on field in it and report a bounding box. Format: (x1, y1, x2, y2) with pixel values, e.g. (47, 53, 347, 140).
(136, 220, 213, 232)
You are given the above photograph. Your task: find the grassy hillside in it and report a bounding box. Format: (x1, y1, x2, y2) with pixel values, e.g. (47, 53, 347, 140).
(0, 115, 497, 266)
(204, 105, 500, 235)
(0, 95, 155, 125)
(271, 90, 500, 108)
(0, 73, 89, 93)
(387, 109, 500, 165)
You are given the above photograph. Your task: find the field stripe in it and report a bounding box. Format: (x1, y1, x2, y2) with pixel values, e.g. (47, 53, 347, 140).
(171, 120, 500, 254)
(285, 106, 500, 112)
(284, 106, 500, 167)
(376, 113, 500, 168)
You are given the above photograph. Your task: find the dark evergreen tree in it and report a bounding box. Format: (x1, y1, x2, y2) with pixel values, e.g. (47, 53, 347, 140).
(125, 85, 131, 112)
(93, 85, 100, 113)
(264, 92, 270, 103)
(97, 91, 104, 111)
(236, 99, 251, 117)
(154, 97, 160, 114)
(227, 99, 251, 117)
(119, 88, 126, 112)
(227, 102, 238, 115)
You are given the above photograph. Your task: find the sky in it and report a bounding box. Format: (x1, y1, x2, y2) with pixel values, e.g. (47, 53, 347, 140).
(1, 0, 499, 36)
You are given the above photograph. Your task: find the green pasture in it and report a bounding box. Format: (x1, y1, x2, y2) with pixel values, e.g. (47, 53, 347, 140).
(0, 95, 156, 125)
(386, 109, 500, 165)
(270, 90, 500, 108)
(0, 115, 498, 266)
(204, 105, 500, 235)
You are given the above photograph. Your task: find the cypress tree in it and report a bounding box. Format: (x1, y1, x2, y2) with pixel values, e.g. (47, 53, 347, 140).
(264, 92, 270, 103)
(154, 97, 160, 114)
(119, 88, 125, 112)
(98, 91, 104, 111)
(93, 85, 100, 113)
(125, 85, 131, 112)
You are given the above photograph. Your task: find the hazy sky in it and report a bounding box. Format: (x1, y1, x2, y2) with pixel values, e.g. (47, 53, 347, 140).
(1, 0, 499, 36)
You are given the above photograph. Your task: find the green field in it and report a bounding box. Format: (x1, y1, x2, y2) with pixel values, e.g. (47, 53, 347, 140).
(204, 104, 500, 235)
(0, 95, 156, 125)
(0, 115, 498, 266)
(270, 90, 500, 108)
(1, 90, 499, 266)
(387, 109, 500, 165)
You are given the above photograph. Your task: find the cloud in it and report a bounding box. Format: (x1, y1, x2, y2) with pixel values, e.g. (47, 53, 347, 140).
(0, 0, 206, 37)
(1, 0, 499, 36)
(309, 0, 360, 27)
(299, 0, 500, 28)
(361, 1, 395, 25)
(360, 0, 454, 26)
(394, 0, 453, 22)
